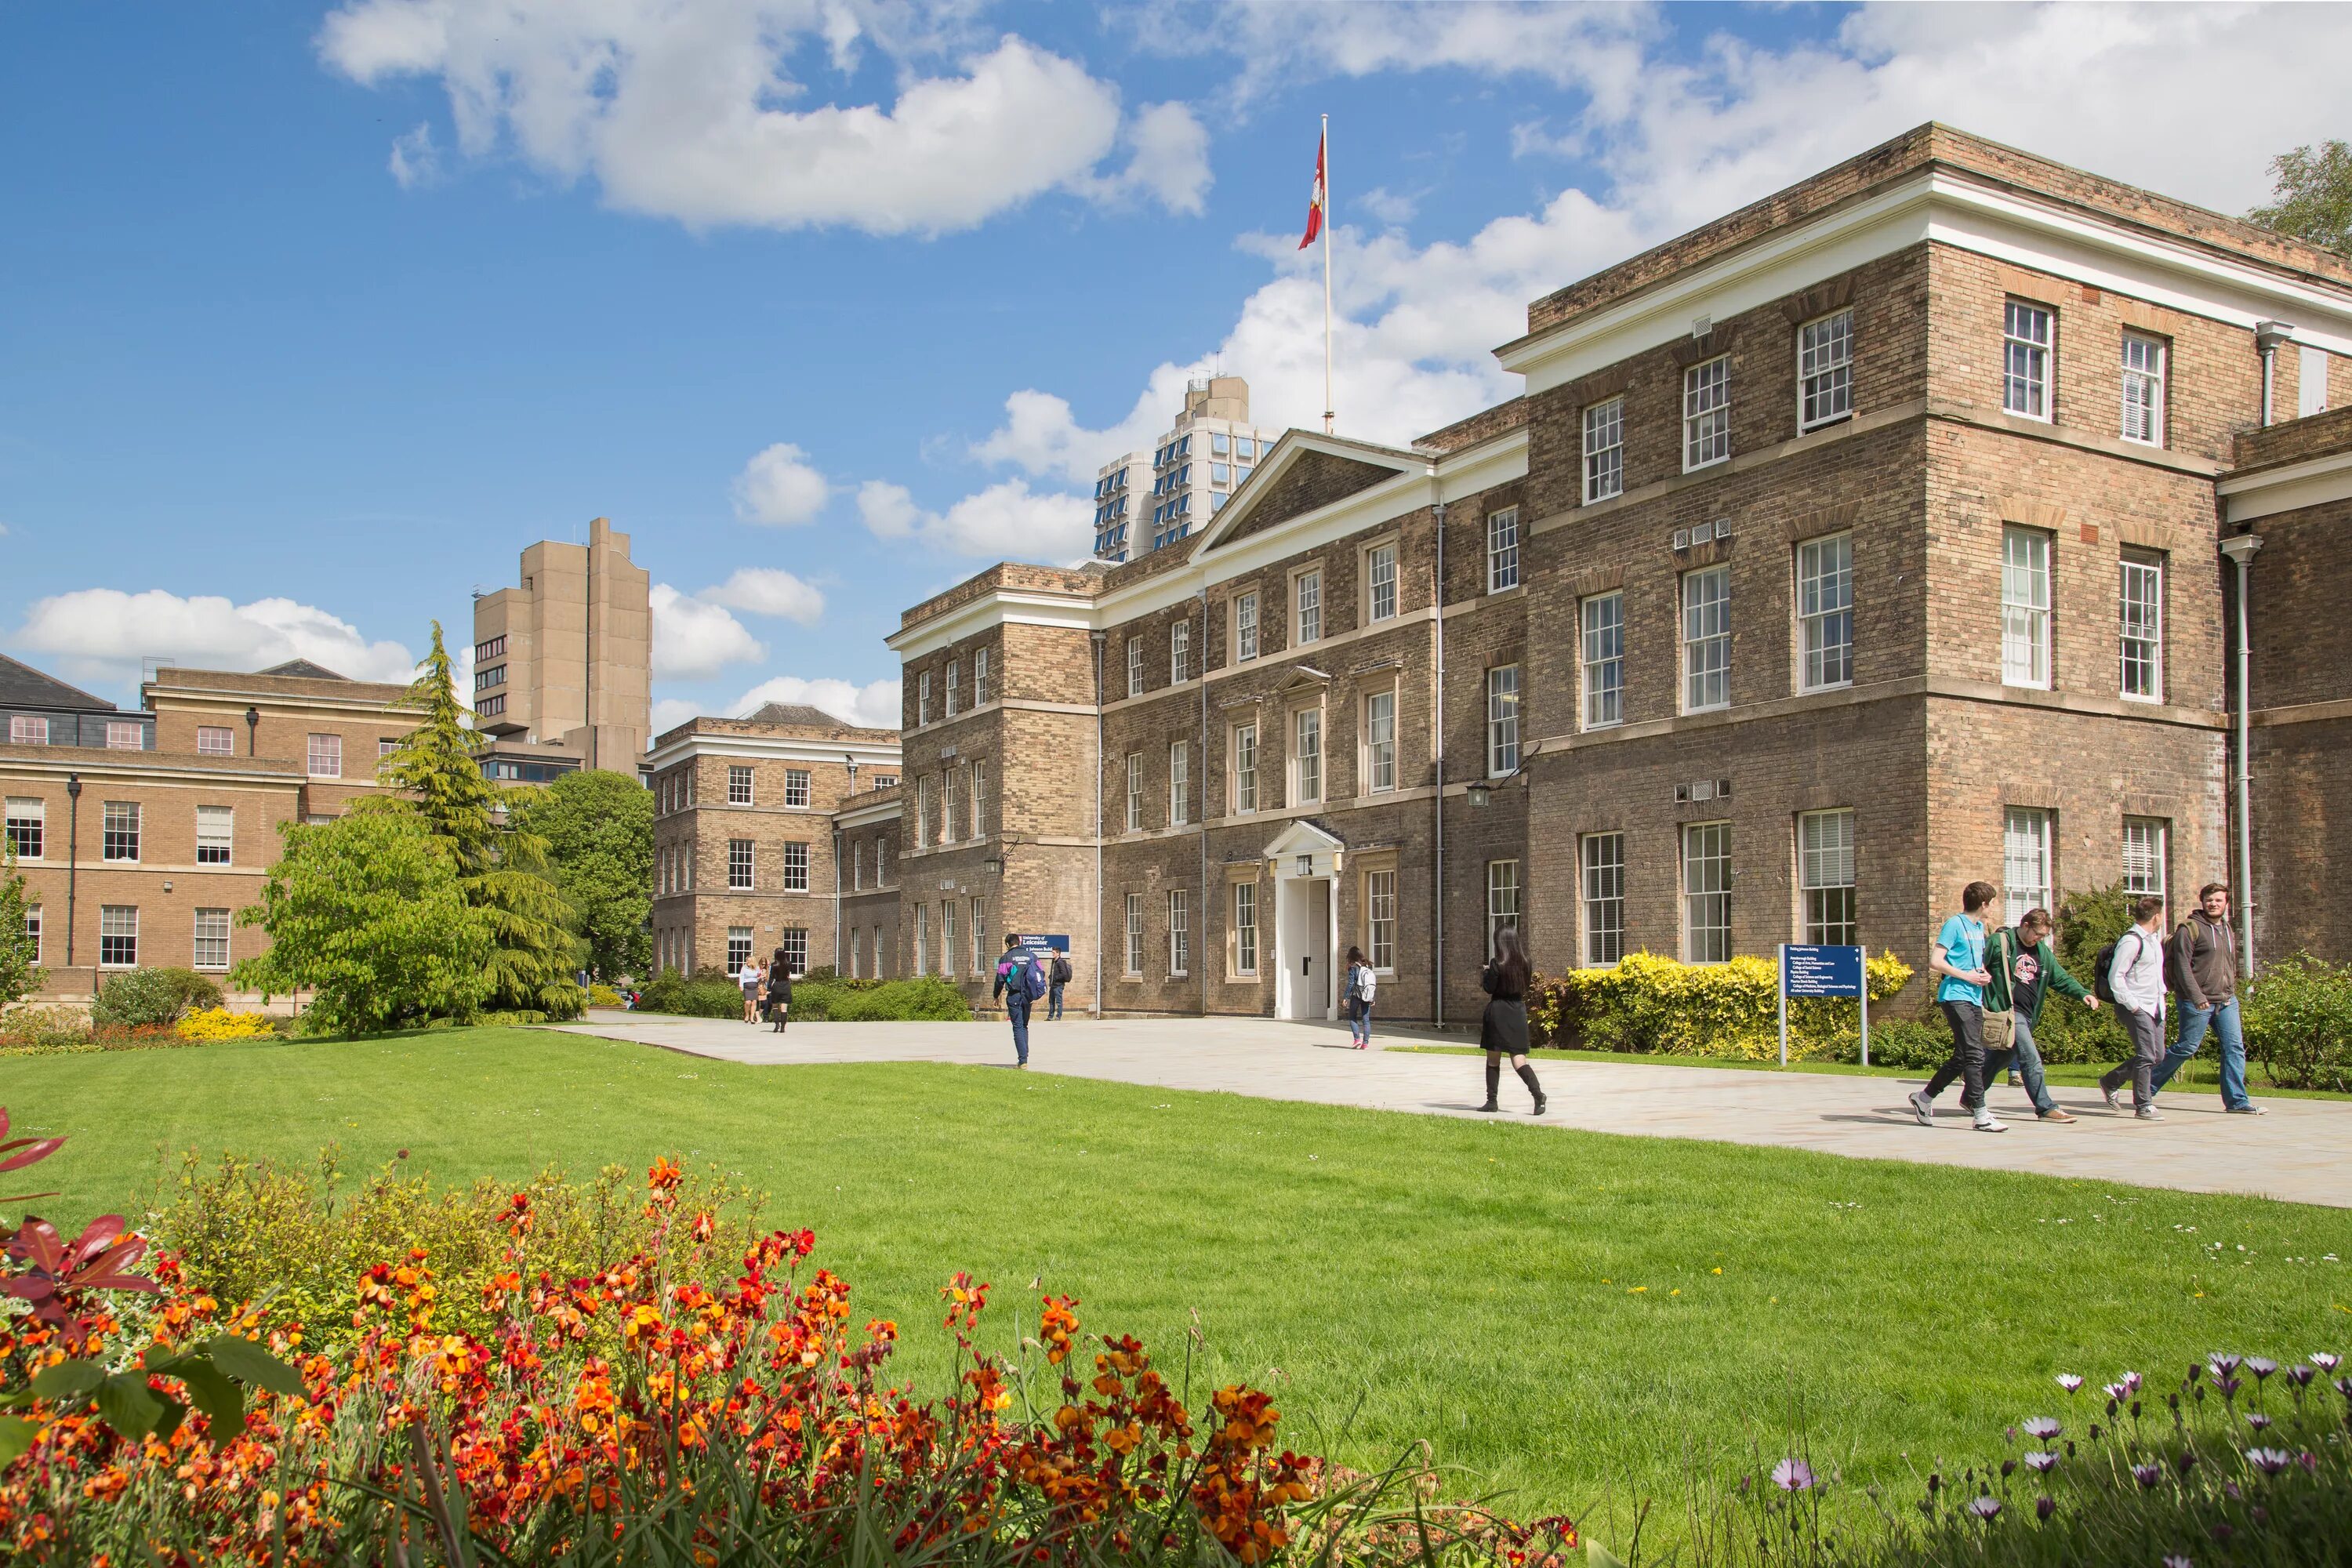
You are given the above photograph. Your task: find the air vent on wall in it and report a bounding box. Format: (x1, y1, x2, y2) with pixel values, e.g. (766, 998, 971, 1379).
(1711, 518, 1733, 542)
(1675, 778, 1734, 805)
(1672, 528, 1692, 551)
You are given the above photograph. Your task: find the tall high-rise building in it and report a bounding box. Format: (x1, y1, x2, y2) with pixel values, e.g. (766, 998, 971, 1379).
(471, 517, 652, 775)
(1092, 376, 1278, 562)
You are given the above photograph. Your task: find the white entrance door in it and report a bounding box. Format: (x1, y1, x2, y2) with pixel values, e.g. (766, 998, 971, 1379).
(1276, 876, 1334, 1020)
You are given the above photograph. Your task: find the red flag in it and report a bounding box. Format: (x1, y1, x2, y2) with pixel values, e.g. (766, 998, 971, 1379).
(1298, 131, 1325, 250)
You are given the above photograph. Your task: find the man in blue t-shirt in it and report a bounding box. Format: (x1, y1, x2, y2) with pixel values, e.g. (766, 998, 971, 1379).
(1910, 880, 2004, 1132)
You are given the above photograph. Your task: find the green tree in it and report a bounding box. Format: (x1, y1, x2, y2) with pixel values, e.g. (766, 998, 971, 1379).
(230, 811, 492, 1033)
(2248, 140, 2352, 259)
(0, 844, 42, 1007)
(372, 622, 584, 1017)
(507, 768, 653, 981)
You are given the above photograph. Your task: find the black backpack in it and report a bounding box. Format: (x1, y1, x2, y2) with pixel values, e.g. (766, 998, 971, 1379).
(2092, 928, 2147, 1004)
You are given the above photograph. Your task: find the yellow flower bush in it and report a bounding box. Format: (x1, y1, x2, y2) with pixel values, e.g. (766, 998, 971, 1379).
(1530, 951, 1913, 1061)
(176, 1006, 278, 1041)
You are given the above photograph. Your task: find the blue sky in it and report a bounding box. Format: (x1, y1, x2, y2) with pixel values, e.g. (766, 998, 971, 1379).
(2, 2, 2338, 734)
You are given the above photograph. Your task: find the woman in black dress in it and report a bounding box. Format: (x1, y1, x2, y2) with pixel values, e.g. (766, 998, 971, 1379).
(1479, 927, 1546, 1115)
(764, 949, 793, 1033)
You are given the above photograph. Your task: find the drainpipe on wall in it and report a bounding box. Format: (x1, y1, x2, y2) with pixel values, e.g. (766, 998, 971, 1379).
(1430, 486, 1447, 1029)
(1091, 630, 1106, 1018)
(2219, 532, 2263, 978)
(1198, 589, 1210, 1020)
(2256, 321, 2292, 427)
(64, 773, 82, 968)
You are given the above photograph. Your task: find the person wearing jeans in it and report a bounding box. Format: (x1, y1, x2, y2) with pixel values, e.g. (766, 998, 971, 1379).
(2151, 883, 2260, 1115)
(1343, 946, 1374, 1049)
(1912, 880, 2002, 1131)
(1047, 951, 1073, 1021)
(2100, 895, 2170, 1119)
(990, 935, 1039, 1068)
(1916, 906, 2096, 1123)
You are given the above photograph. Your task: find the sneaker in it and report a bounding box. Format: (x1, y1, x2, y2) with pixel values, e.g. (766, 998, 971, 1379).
(2136, 1106, 2163, 1121)
(2101, 1082, 2125, 1112)
(2006, 1071, 2022, 1087)
(1907, 1090, 1934, 1127)
(2226, 1103, 2267, 1116)
(1974, 1112, 2008, 1133)
(2038, 1108, 2078, 1123)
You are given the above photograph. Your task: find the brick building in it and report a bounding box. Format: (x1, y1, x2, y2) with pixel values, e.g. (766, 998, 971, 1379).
(647, 704, 901, 980)
(876, 123, 2352, 1019)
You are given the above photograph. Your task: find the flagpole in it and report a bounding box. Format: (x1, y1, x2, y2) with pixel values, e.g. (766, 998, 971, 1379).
(1321, 113, 1334, 435)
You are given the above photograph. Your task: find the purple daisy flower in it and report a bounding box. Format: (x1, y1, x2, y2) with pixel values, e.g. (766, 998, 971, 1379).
(2132, 1464, 2163, 1488)
(2245, 1447, 2293, 1476)
(2178, 1450, 2201, 1475)
(2034, 1495, 2056, 1522)
(2122, 1370, 2143, 1395)
(2246, 1357, 2277, 1381)
(2103, 1382, 2130, 1403)
(2212, 1354, 2242, 1377)
(2311, 1352, 2340, 1373)
(2287, 1366, 2315, 1389)
(2024, 1451, 2059, 1474)
(2023, 1417, 2062, 1440)
(2055, 1374, 2084, 1395)
(1966, 1496, 2001, 1521)
(1770, 1457, 1814, 1493)
(2216, 1374, 2243, 1399)
(2300, 1450, 2320, 1475)
(2162, 1556, 2194, 1568)
(2245, 1411, 2273, 1431)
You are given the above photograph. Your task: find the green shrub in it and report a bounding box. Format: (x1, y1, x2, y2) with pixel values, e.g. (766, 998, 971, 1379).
(789, 976, 972, 1022)
(91, 967, 208, 1028)
(2032, 883, 2138, 1065)
(586, 982, 623, 1007)
(2242, 951, 2352, 1092)
(1530, 952, 1912, 1060)
(635, 966, 748, 1018)
(1843, 1017, 1950, 1069)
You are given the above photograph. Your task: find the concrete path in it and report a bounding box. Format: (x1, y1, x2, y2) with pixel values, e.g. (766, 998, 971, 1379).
(548, 1012, 2352, 1209)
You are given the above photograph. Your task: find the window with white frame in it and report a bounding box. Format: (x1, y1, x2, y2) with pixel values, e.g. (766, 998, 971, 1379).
(1127, 637, 1145, 699)
(852, 840, 865, 891)
(1232, 722, 1258, 813)
(941, 899, 956, 978)
(1293, 709, 1322, 804)
(1232, 881, 1258, 975)
(729, 838, 754, 890)
(781, 927, 808, 978)
(103, 801, 139, 862)
(196, 724, 234, 757)
(1123, 893, 1143, 976)
(970, 898, 985, 973)
(1486, 665, 1520, 776)
(785, 769, 811, 808)
(1681, 822, 1733, 964)
(1125, 753, 1143, 833)
(918, 671, 931, 725)
(23, 905, 38, 965)
(2002, 808, 2053, 926)
(946, 660, 960, 715)
(4, 798, 42, 862)
(728, 765, 753, 805)
(780, 841, 809, 892)
(2002, 528, 2053, 688)
(1581, 833, 1625, 967)
(1798, 310, 1854, 430)
(1169, 741, 1189, 826)
(2122, 817, 2168, 901)
(1796, 534, 1854, 691)
(2121, 333, 2166, 445)
(1581, 592, 1624, 729)
(1171, 621, 1192, 683)
(1682, 565, 1732, 713)
(307, 733, 342, 779)
(2299, 345, 2331, 419)
(196, 804, 233, 866)
(1168, 888, 1189, 976)
(916, 775, 935, 848)
(943, 768, 960, 844)
(1364, 689, 1397, 793)
(1234, 592, 1259, 661)
(100, 905, 137, 968)
(9, 716, 45, 745)
(1583, 397, 1624, 503)
(1367, 542, 1399, 622)
(1798, 808, 1857, 946)
(2003, 301, 2053, 419)
(2119, 551, 2163, 702)
(970, 762, 986, 840)
(974, 648, 990, 705)
(105, 721, 143, 750)
(728, 927, 753, 976)
(1486, 860, 1520, 960)
(1367, 868, 1396, 972)
(193, 908, 230, 971)
(914, 904, 929, 975)
(1487, 507, 1520, 593)
(1295, 569, 1322, 644)
(1683, 355, 1731, 470)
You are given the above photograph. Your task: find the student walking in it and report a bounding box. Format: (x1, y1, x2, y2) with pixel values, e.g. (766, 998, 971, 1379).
(738, 956, 764, 1025)
(991, 935, 1047, 1068)
(2151, 884, 2263, 1115)
(1343, 946, 1375, 1048)
(2099, 895, 2171, 1120)
(1913, 906, 2096, 1122)
(764, 949, 793, 1033)
(1047, 950, 1073, 1021)
(1911, 881, 2003, 1131)
(1476, 929, 1546, 1115)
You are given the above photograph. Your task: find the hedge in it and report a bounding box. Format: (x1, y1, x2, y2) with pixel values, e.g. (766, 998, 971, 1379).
(633, 968, 974, 1023)
(1527, 951, 1913, 1061)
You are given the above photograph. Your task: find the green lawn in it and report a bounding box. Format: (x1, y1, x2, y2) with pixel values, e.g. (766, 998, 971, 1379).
(11, 1029, 2350, 1528)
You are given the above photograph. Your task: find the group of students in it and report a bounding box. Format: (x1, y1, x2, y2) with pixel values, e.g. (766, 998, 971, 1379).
(1915, 879, 2259, 1131)
(735, 952, 795, 1033)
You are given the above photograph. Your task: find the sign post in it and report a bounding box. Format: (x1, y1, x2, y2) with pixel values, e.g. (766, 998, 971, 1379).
(1779, 944, 1867, 1068)
(1014, 934, 1071, 956)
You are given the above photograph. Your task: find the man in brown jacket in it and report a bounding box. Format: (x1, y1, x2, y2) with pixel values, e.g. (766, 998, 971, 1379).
(2149, 883, 2261, 1115)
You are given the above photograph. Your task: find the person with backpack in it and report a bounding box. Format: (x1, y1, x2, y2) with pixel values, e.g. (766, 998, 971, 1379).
(1910, 880, 2003, 1131)
(2097, 895, 2170, 1120)
(764, 947, 793, 1034)
(1476, 929, 1546, 1115)
(2150, 883, 2261, 1115)
(991, 934, 1047, 1067)
(1047, 949, 1073, 1021)
(1343, 946, 1376, 1048)
(1911, 906, 2096, 1123)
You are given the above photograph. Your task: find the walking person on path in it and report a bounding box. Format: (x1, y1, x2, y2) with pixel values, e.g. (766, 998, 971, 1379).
(2099, 895, 2171, 1120)
(1911, 907, 2095, 1123)
(1476, 929, 1546, 1115)
(1911, 880, 2003, 1131)
(2150, 884, 2263, 1115)
(764, 949, 793, 1034)
(1343, 946, 1375, 1049)
(738, 956, 764, 1025)
(991, 934, 1046, 1068)
(1047, 949, 1073, 1021)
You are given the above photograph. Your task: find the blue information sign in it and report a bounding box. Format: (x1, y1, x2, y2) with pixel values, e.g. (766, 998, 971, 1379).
(1781, 944, 1864, 998)
(1014, 934, 1071, 954)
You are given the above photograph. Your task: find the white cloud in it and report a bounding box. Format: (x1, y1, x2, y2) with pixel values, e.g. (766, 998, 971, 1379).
(726, 673, 900, 730)
(700, 567, 826, 626)
(388, 121, 440, 187)
(318, 3, 1206, 234)
(1099, 101, 1212, 216)
(1358, 186, 1418, 227)
(648, 583, 765, 680)
(731, 442, 831, 527)
(11, 589, 416, 694)
(649, 695, 701, 736)
(856, 477, 1091, 563)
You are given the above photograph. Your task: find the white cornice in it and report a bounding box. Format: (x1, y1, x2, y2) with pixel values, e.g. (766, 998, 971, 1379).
(833, 796, 902, 829)
(0, 753, 304, 789)
(883, 590, 1098, 657)
(2218, 448, 2352, 523)
(643, 731, 903, 771)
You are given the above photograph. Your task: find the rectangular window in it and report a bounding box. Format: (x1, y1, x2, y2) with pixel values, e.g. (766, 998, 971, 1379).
(1798, 808, 1857, 946)
(103, 800, 140, 862)
(1487, 507, 1520, 593)
(914, 904, 929, 975)
(1682, 565, 1732, 713)
(307, 733, 342, 779)
(1123, 893, 1143, 976)
(1683, 355, 1731, 470)
(974, 648, 990, 705)
(24, 905, 38, 965)
(1235, 593, 1259, 661)
(1125, 753, 1143, 833)
(1486, 860, 1520, 960)
(1233, 723, 1258, 813)
(1798, 310, 1854, 430)
(2122, 816, 2168, 900)
(852, 840, 865, 891)
(1295, 570, 1322, 644)
(728, 927, 753, 976)
(2119, 552, 2164, 702)
(4, 798, 42, 862)
(1584, 397, 1624, 503)
(1169, 889, 1189, 977)
(2003, 808, 2053, 926)
(1367, 543, 1399, 622)
(1169, 741, 1189, 826)
(1681, 822, 1733, 964)
(970, 762, 986, 840)
(477, 694, 505, 718)
(1367, 869, 1396, 972)
(100, 905, 137, 968)
(1364, 690, 1397, 793)
(728, 764, 753, 804)
(780, 841, 809, 892)
(474, 666, 506, 691)
(1581, 833, 1625, 967)
(2121, 333, 2166, 445)
(942, 768, 959, 844)
(918, 671, 931, 725)
(105, 721, 143, 750)
(1294, 709, 1322, 804)
(2002, 528, 2053, 689)
(783, 768, 811, 808)
(1171, 622, 1192, 683)
(728, 838, 753, 890)
(2299, 344, 2331, 419)
(196, 804, 233, 866)
(8, 716, 46, 746)
(192, 908, 230, 971)
(1127, 637, 1145, 699)
(1233, 881, 1258, 975)
(196, 724, 234, 756)
(971, 898, 985, 973)
(946, 661, 960, 716)
(1796, 533, 1854, 691)
(1486, 665, 1520, 776)
(780, 927, 808, 977)
(2003, 300, 2053, 419)
(1581, 592, 1624, 729)
(942, 899, 956, 978)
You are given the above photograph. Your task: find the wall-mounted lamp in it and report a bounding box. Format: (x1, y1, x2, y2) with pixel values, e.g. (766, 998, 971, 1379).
(1465, 781, 1492, 808)
(982, 857, 1003, 874)
(245, 706, 261, 757)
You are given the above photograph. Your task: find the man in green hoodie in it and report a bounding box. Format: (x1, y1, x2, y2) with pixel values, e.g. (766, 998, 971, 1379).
(1917, 906, 2097, 1122)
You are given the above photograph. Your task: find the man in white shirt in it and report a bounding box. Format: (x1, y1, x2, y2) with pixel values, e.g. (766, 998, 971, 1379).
(2099, 895, 2169, 1120)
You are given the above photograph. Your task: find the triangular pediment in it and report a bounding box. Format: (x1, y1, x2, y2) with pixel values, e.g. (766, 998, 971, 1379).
(1260, 818, 1345, 862)
(1191, 432, 1422, 556)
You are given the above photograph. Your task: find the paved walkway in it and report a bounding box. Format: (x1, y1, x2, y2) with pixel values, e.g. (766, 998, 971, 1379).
(550, 1012, 2352, 1208)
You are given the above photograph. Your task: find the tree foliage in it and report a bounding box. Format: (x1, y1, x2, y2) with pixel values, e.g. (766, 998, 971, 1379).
(0, 845, 39, 1009)
(506, 768, 652, 982)
(2247, 139, 2352, 260)
(230, 811, 492, 1034)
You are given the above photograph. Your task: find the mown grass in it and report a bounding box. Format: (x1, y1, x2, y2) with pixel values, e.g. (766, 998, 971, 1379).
(12, 1029, 2350, 1522)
